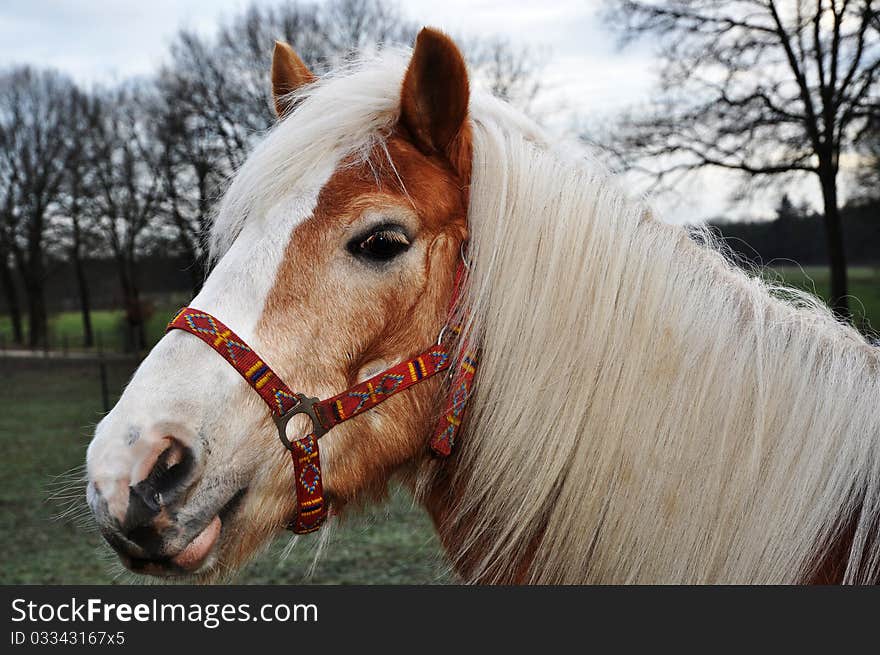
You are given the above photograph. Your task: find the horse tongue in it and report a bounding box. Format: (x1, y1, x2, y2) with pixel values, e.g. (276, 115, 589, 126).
(172, 516, 221, 571)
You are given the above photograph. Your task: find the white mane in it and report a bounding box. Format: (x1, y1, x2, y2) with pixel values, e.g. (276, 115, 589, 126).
(433, 96, 880, 584)
(212, 53, 880, 583)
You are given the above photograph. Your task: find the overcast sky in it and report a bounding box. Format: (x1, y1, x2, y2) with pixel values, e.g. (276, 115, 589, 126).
(0, 0, 803, 223)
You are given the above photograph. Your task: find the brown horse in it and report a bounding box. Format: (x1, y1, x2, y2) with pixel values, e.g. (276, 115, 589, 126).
(86, 29, 880, 584)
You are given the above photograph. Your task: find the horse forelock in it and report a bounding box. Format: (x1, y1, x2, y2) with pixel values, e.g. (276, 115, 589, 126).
(207, 52, 412, 263)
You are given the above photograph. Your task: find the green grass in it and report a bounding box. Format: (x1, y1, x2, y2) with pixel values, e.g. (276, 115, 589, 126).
(0, 358, 450, 584)
(0, 306, 181, 352)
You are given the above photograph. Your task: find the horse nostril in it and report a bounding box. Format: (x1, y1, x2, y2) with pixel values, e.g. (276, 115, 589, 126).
(124, 436, 195, 531)
(146, 438, 193, 495)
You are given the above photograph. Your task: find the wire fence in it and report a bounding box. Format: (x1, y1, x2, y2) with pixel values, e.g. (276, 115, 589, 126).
(0, 326, 145, 413)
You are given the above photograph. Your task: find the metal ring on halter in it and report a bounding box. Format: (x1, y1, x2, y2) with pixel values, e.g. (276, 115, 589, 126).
(273, 394, 329, 450)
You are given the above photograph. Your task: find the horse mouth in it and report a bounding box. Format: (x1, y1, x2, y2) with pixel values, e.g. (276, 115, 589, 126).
(119, 488, 247, 577)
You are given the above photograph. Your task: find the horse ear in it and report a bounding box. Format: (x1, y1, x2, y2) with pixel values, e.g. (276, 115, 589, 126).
(400, 28, 470, 175)
(271, 41, 316, 118)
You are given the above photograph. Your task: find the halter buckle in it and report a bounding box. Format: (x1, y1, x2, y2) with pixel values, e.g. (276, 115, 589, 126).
(274, 394, 328, 450)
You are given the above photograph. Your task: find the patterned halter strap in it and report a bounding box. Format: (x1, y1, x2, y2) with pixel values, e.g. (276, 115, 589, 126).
(165, 260, 476, 534)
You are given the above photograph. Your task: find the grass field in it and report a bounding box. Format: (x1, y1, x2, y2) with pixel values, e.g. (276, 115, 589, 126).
(0, 358, 450, 584)
(0, 306, 178, 352)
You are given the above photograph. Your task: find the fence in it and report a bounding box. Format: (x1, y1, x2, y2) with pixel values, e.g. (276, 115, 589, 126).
(0, 347, 140, 413)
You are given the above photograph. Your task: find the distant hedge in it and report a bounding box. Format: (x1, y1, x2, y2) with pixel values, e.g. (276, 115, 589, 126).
(707, 201, 880, 268)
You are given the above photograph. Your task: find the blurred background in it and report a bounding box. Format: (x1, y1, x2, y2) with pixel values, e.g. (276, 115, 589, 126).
(1, 0, 878, 583)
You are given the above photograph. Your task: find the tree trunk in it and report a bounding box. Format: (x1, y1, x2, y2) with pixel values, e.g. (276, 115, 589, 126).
(71, 218, 94, 347)
(168, 165, 206, 297)
(19, 254, 48, 349)
(170, 215, 202, 298)
(24, 273, 47, 349)
(129, 274, 146, 352)
(194, 165, 212, 294)
(72, 250, 94, 348)
(0, 253, 23, 344)
(116, 256, 145, 353)
(22, 208, 48, 348)
(817, 166, 849, 320)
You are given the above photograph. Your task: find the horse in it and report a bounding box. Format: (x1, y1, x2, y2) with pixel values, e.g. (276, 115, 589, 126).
(85, 28, 880, 584)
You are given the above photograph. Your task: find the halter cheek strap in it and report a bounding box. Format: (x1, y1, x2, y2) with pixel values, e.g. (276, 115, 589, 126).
(429, 328, 477, 457)
(166, 275, 476, 534)
(428, 260, 477, 457)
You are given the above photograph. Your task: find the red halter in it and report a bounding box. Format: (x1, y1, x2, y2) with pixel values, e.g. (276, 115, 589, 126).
(165, 263, 476, 534)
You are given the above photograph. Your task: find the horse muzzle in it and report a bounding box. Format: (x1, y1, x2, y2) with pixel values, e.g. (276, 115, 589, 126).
(86, 421, 243, 577)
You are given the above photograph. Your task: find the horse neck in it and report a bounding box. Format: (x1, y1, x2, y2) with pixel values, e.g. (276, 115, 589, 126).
(418, 143, 880, 583)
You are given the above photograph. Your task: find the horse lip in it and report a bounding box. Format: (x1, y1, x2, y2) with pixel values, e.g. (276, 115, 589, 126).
(170, 515, 222, 571)
(115, 487, 248, 577)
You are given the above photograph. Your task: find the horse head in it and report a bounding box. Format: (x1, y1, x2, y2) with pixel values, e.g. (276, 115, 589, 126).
(86, 28, 471, 579)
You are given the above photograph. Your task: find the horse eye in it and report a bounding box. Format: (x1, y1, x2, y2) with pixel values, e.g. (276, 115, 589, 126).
(348, 227, 411, 262)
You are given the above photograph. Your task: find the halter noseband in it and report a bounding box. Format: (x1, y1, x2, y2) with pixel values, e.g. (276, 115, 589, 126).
(165, 262, 476, 534)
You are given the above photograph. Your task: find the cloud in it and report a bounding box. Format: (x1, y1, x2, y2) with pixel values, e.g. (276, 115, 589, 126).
(0, 0, 236, 82)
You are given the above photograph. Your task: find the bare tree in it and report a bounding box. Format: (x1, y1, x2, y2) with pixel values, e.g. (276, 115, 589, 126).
(154, 0, 342, 263)
(0, 67, 77, 346)
(55, 86, 102, 347)
(169, 0, 414, 154)
(89, 87, 162, 351)
(464, 36, 545, 114)
(607, 0, 880, 319)
(163, 31, 258, 173)
(320, 0, 416, 52)
(0, 157, 23, 344)
(854, 115, 880, 197)
(149, 77, 227, 294)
